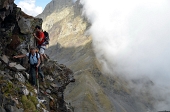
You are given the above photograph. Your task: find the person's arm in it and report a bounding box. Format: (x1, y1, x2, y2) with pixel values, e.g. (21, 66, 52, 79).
(33, 33, 43, 42)
(13, 54, 26, 58)
(36, 57, 41, 68)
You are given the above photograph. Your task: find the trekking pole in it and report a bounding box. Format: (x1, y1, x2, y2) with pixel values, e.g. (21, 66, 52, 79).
(36, 67, 39, 94)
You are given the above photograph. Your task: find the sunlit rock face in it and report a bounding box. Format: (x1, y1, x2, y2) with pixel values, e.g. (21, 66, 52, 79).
(38, 0, 157, 112)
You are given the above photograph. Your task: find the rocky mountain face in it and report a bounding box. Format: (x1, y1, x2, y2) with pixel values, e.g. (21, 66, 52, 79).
(0, 0, 74, 112)
(38, 0, 158, 112)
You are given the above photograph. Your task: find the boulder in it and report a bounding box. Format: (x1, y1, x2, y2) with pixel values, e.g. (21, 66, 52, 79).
(46, 75, 54, 82)
(14, 72, 25, 83)
(0, 107, 6, 112)
(9, 62, 17, 67)
(21, 49, 27, 54)
(3, 74, 13, 80)
(51, 82, 61, 88)
(68, 74, 75, 82)
(42, 108, 49, 112)
(18, 17, 32, 34)
(5, 105, 23, 112)
(21, 86, 29, 95)
(0, 71, 5, 75)
(13, 64, 26, 71)
(11, 97, 19, 105)
(1, 55, 9, 64)
(46, 89, 51, 94)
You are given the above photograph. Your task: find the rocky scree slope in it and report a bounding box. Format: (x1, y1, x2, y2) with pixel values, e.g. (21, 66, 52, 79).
(38, 0, 156, 112)
(0, 0, 74, 112)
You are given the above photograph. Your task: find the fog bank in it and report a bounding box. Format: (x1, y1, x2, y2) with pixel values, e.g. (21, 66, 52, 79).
(80, 0, 170, 110)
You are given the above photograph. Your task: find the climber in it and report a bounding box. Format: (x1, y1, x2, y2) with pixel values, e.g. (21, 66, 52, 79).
(34, 25, 48, 65)
(13, 47, 45, 86)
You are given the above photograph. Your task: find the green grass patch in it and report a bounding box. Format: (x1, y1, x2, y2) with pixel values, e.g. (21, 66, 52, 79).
(21, 95, 37, 111)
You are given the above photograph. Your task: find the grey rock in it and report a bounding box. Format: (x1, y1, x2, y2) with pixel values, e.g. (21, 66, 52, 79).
(0, 94, 3, 106)
(0, 71, 5, 75)
(3, 74, 13, 80)
(57, 92, 63, 98)
(13, 64, 26, 71)
(37, 97, 46, 103)
(47, 95, 54, 100)
(16, 41, 29, 50)
(30, 92, 33, 96)
(46, 75, 54, 82)
(21, 49, 27, 54)
(23, 72, 29, 80)
(11, 97, 19, 105)
(22, 87, 29, 95)
(1, 55, 9, 64)
(0, 28, 5, 32)
(18, 17, 32, 34)
(54, 80, 62, 87)
(14, 73, 25, 83)
(0, 107, 6, 112)
(68, 74, 75, 82)
(46, 89, 51, 94)
(42, 108, 49, 112)
(17, 108, 24, 112)
(5, 105, 22, 112)
(51, 82, 61, 88)
(9, 62, 17, 67)
(7, 74, 13, 80)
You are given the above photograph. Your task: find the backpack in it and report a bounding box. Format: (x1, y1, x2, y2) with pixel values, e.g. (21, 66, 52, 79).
(28, 52, 39, 64)
(43, 31, 50, 45)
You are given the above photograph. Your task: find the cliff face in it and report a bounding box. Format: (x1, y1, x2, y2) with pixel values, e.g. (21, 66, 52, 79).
(0, 0, 74, 112)
(38, 0, 155, 112)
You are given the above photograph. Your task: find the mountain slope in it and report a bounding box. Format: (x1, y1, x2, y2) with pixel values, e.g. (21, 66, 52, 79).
(37, 0, 155, 112)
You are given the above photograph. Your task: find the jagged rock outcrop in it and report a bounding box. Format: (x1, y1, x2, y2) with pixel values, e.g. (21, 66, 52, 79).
(0, 0, 74, 112)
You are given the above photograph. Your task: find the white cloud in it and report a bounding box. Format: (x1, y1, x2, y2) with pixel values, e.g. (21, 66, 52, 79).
(17, 0, 43, 16)
(80, 0, 170, 110)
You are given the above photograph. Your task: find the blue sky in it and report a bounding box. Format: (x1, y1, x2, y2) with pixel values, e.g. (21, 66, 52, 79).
(14, 0, 51, 16)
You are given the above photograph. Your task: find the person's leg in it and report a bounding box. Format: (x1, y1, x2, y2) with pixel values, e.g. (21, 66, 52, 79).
(38, 66, 44, 81)
(40, 54, 44, 63)
(39, 47, 45, 63)
(43, 54, 48, 60)
(30, 65, 36, 86)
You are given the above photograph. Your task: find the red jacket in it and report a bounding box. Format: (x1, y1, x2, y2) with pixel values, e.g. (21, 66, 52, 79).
(36, 31, 45, 45)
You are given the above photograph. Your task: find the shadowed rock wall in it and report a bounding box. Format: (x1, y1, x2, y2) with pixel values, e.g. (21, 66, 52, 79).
(0, 0, 75, 112)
